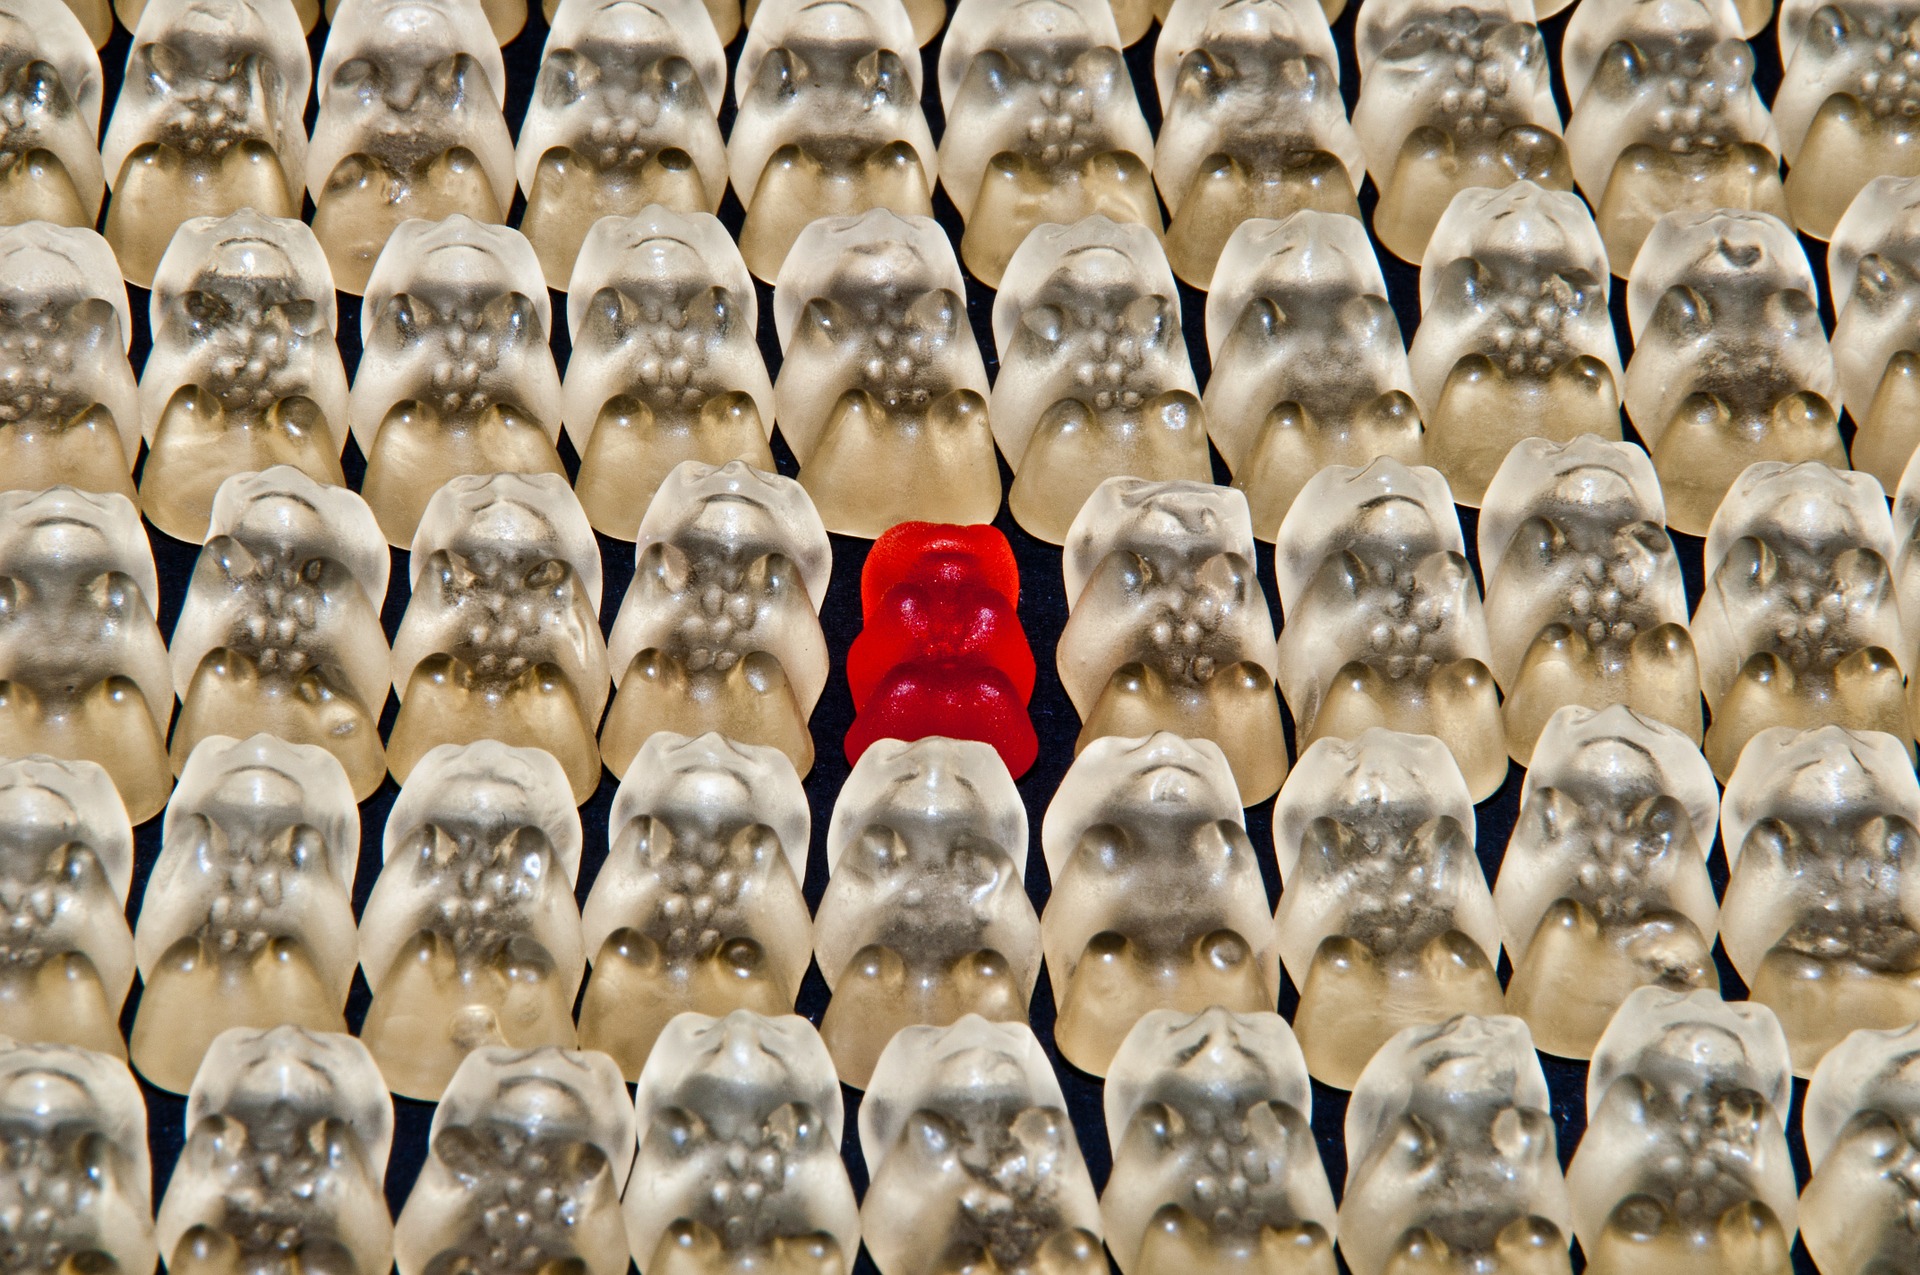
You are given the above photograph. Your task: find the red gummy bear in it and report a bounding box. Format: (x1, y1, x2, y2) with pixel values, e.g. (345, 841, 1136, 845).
(844, 659, 1039, 777)
(861, 521, 1019, 615)
(846, 578, 1037, 709)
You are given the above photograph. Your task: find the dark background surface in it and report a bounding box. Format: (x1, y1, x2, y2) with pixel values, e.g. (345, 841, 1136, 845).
(89, 0, 1835, 1268)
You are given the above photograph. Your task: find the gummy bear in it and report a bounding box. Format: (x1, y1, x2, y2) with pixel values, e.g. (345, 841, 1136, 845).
(1272, 729, 1506, 1088)
(1203, 211, 1423, 537)
(1829, 174, 1920, 485)
(137, 210, 350, 543)
(861, 518, 1019, 612)
(0, 0, 103, 228)
(0, 757, 134, 1057)
(1800, 1022, 1920, 1275)
(168, 467, 390, 798)
(351, 216, 567, 546)
(517, 0, 726, 285)
(1494, 704, 1721, 1059)
(771, 211, 999, 537)
(577, 731, 813, 1078)
(129, 734, 360, 1094)
(814, 736, 1038, 1086)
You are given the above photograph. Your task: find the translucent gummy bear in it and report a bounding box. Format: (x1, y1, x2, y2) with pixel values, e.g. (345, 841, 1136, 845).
(1339, 1015, 1572, 1274)
(323, 0, 520, 48)
(937, 0, 1157, 286)
(0, 486, 172, 821)
(1408, 183, 1623, 503)
(1202, 211, 1422, 537)
(129, 735, 358, 1094)
(358, 741, 584, 1100)
(770, 211, 998, 536)
(992, 219, 1211, 543)
(350, 216, 566, 546)
(1150, 0, 1365, 287)
(814, 736, 1037, 1088)
(860, 1016, 1106, 1275)
(1101, 1008, 1338, 1275)
(578, 731, 811, 1078)
(1623, 209, 1842, 535)
(0, 758, 134, 1057)
(167, 468, 389, 797)
(1477, 436, 1699, 760)
(307, 0, 514, 293)
(0, 225, 139, 502)
(1565, 988, 1798, 1275)
(728, 0, 934, 281)
(1718, 726, 1920, 1074)
(1350, 0, 1569, 263)
(1274, 459, 1509, 799)
(1038, 733, 1275, 1077)
(1494, 704, 1720, 1059)
(389, 472, 607, 802)
(516, 0, 726, 286)
(1562, 0, 1786, 269)
(156, 1026, 393, 1275)
(562, 210, 776, 539)
(393, 1046, 634, 1275)
(626, 1010, 861, 1274)
(138, 215, 347, 546)
(602, 462, 829, 777)
(1830, 175, 1920, 485)
(0, 1038, 154, 1272)
(0, 0, 104, 228)
(1800, 1023, 1920, 1275)
(1271, 729, 1504, 1087)
(97, 0, 308, 288)
(1056, 480, 1285, 803)
(1690, 462, 1909, 778)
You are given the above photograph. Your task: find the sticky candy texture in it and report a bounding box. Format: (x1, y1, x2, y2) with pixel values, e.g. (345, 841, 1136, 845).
(1718, 726, 1920, 1075)
(1101, 1008, 1337, 1275)
(168, 468, 390, 799)
(728, 0, 935, 280)
(393, 1046, 634, 1275)
(1565, 988, 1797, 1275)
(771, 211, 998, 536)
(516, 0, 727, 285)
(1060, 478, 1286, 804)
(358, 741, 584, 1099)
(129, 735, 358, 1094)
(1690, 462, 1910, 778)
(0, 758, 134, 1057)
(1801, 1022, 1920, 1275)
(602, 461, 831, 778)
(308, 0, 514, 293)
(1040, 733, 1275, 1076)
(1275, 459, 1508, 799)
(137, 211, 348, 543)
(1563, 0, 1785, 269)
(0, 224, 139, 503)
(814, 736, 1036, 1087)
(860, 519, 1019, 612)
(860, 1016, 1106, 1275)
(561, 209, 775, 539)
(938, 0, 1157, 286)
(0, 1037, 154, 1272)
(1408, 183, 1623, 505)
(1151, 0, 1364, 286)
(1272, 729, 1504, 1088)
(1352, 0, 1569, 263)
(578, 731, 812, 1078)
(387, 473, 605, 802)
(1340, 1015, 1572, 1275)
(1203, 211, 1422, 537)
(1830, 175, 1920, 485)
(627, 1011, 861, 1274)
(0, 486, 172, 822)
(1494, 704, 1720, 1059)
(1478, 435, 1699, 761)
(155, 1026, 393, 1275)
(0, 0, 104, 228)
(351, 217, 566, 546)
